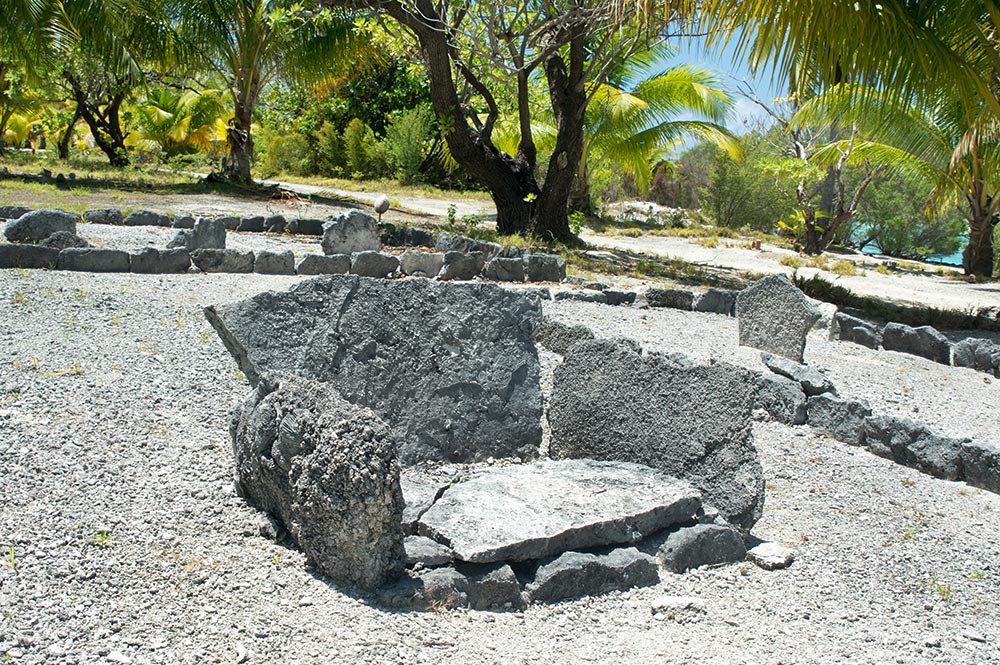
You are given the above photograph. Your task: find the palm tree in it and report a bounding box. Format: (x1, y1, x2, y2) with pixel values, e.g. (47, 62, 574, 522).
(796, 85, 1000, 277)
(169, 0, 357, 183)
(572, 62, 740, 212)
(128, 87, 229, 159)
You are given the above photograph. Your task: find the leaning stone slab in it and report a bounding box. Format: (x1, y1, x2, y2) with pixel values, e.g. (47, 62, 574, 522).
(231, 373, 405, 590)
(191, 248, 254, 273)
(417, 459, 701, 563)
(806, 394, 872, 446)
(205, 276, 544, 465)
(953, 338, 1000, 377)
(835, 312, 883, 349)
(554, 289, 607, 304)
(761, 352, 837, 396)
(524, 548, 659, 603)
(646, 288, 694, 310)
(123, 210, 171, 227)
(190, 217, 226, 250)
(401, 471, 451, 534)
(438, 251, 485, 281)
(399, 250, 444, 278)
(483, 256, 525, 282)
(83, 208, 123, 226)
(960, 440, 1000, 494)
(862, 415, 964, 480)
(130, 248, 191, 274)
(4, 209, 77, 242)
(753, 372, 807, 426)
(295, 254, 350, 276)
(0, 244, 59, 269)
(549, 339, 764, 531)
(882, 323, 952, 365)
(57, 248, 130, 272)
(650, 523, 747, 573)
(350, 251, 399, 278)
(322, 209, 381, 254)
(695, 288, 738, 315)
(254, 250, 295, 275)
(525, 253, 566, 282)
(533, 317, 595, 355)
(736, 274, 820, 362)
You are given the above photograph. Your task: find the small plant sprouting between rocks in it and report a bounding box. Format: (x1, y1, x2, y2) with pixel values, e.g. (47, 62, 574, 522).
(901, 526, 920, 542)
(94, 531, 113, 547)
(198, 331, 211, 343)
(929, 578, 952, 601)
(446, 204, 457, 227)
(233, 368, 247, 383)
(969, 569, 986, 580)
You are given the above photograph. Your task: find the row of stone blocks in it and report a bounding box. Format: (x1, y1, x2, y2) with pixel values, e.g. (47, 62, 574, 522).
(754, 352, 1000, 495)
(836, 312, 1000, 377)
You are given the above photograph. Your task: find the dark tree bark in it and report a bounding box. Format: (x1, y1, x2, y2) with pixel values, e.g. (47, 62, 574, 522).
(220, 80, 259, 183)
(963, 196, 997, 278)
(58, 108, 81, 160)
(64, 70, 130, 167)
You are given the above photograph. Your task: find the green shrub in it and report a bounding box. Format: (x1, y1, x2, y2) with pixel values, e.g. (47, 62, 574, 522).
(256, 128, 310, 177)
(382, 105, 434, 184)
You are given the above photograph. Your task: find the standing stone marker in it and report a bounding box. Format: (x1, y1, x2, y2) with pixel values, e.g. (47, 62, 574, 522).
(736, 273, 820, 362)
(548, 338, 765, 531)
(206, 275, 544, 465)
(321, 209, 381, 254)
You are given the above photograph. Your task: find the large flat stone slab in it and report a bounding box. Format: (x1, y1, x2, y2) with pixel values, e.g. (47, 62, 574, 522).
(417, 459, 701, 563)
(549, 339, 765, 531)
(205, 275, 543, 465)
(736, 274, 820, 362)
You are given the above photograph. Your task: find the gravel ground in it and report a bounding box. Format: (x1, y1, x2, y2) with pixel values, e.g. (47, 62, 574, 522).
(2, 249, 1000, 664)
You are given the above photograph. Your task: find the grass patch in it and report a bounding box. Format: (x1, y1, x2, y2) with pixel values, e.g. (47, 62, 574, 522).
(830, 260, 859, 276)
(693, 236, 720, 248)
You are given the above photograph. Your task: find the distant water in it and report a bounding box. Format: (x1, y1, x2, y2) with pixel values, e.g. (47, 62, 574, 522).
(858, 235, 965, 267)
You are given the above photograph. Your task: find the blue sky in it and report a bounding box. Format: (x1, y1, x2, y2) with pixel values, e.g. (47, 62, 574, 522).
(662, 34, 787, 134)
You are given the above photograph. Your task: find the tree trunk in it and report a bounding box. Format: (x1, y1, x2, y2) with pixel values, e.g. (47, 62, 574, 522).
(64, 71, 130, 167)
(58, 109, 80, 160)
(802, 209, 822, 255)
(963, 210, 997, 278)
(222, 101, 255, 183)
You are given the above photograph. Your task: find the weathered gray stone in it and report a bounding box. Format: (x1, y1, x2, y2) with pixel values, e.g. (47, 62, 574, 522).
(554, 289, 607, 304)
(651, 524, 747, 573)
(38, 231, 90, 250)
(172, 215, 196, 229)
(960, 440, 1000, 494)
(862, 415, 964, 480)
(350, 251, 399, 278)
(83, 208, 122, 226)
(123, 210, 171, 227)
(398, 226, 435, 247)
(806, 394, 872, 445)
(166, 230, 192, 249)
(754, 372, 807, 426)
(190, 217, 226, 250)
(519, 286, 552, 301)
(378, 567, 469, 609)
(404, 536, 454, 569)
(525, 253, 566, 282)
(237, 215, 265, 232)
(882, 323, 952, 365)
(373, 194, 391, 215)
(525, 548, 659, 603)
(231, 373, 405, 590)
(651, 595, 707, 615)
(582, 281, 608, 291)
(57, 248, 130, 272)
(295, 254, 350, 276)
(435, 232, 501, 258)
(835, 312, 883, 349)
(399, 250, 444, 278)
(953, 338, 1000, 376)
(129, 248, 191, 274)
(549, 339, 764, 531)
(285, 217, 325, 235)
(322, 209, 381, 254)
(483, 257, 525, 282)
(501, 245, 529, 259)
(4, 209, 77, 242)
(695, 288, 738, 315)
(533, 317, 595, 355)
(264, 215, 286, 233)
(438, 251, 485, 281)
(761, 353, 837, 396)
(603, 289, 637, 306)
(646, 288, 695, 310)
(0, 244, 59, 269)
(254, 250, 295, 275)
(461, 562, 525, 610)
(747, 542, 795, 570)
(218, 216, 240, 231)
(0, 205, 31, 220)
(190, 248, 254, 273)
(736, 274, 820, 362)
(205, 276, 544, 465)
(401, 472, 451, 535)
(417, 459, 701, 563)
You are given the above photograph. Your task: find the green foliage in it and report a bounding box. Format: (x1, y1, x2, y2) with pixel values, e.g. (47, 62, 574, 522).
(707, 136, 800, 232)
(256, 127, 311, 177)
(128, 87, 228, 159)
(569, 210, 586, 236)
(341, 118, 387, 179)
(382, 105, 433, 184)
